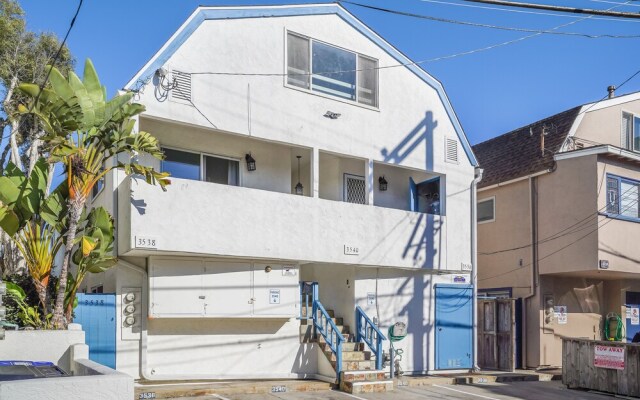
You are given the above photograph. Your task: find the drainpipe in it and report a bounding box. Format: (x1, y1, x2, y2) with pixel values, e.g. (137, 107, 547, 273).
(471, 167, 484, 372)
(522, 175, 539, 369)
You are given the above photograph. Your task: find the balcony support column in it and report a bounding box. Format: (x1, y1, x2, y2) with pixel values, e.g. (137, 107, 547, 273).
(365, 159, 374, 205)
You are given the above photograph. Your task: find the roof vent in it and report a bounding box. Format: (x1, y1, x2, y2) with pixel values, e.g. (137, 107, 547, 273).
(607, 85, 615, 99)
(445, 138, 459, 163)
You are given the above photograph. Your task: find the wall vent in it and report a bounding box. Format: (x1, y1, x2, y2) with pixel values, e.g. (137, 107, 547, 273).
(171, 71, 192, 102)
(445, 138, 459, 163)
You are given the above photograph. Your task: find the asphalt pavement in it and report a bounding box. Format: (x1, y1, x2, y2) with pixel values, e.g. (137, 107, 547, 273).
(187, 381, 615, 400)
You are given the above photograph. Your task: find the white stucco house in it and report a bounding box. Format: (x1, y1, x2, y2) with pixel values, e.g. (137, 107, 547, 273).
(82, 3, 480, 392)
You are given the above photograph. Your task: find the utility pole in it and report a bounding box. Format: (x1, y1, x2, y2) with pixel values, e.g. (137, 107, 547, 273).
(461, 0, 640, 19)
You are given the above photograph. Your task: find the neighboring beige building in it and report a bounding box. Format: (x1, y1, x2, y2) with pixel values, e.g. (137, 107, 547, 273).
(474, 90, 640, 369)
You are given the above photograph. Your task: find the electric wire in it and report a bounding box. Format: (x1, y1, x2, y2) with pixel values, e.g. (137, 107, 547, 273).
(478, 192, 640, 282)
(339, 0, 640, 38)
(1, 0, 84, 142)
(418, 0, 640, 22)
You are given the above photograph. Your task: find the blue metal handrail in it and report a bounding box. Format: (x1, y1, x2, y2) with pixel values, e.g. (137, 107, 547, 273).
(355, 306, 387, 370)
(313, 299, 344, 382)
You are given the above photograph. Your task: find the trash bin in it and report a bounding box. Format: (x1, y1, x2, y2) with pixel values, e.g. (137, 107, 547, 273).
(0, 361, 67, 381)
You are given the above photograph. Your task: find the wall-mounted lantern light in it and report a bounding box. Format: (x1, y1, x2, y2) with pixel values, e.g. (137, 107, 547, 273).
(378, 176, 388, 191)
(295, 155, 304, 196)
(245, 153, 256, 171)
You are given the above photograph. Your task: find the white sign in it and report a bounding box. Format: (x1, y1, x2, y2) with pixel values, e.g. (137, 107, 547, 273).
(461, 263, 472, 271)
(554, 306, 568, 325)
(344, 245, 359, 255)
(135, 236, 158, 249)
(282, 266, 297, 276)
(269, 289, 280, 304)
(594, 345, 625, 370)
(367, 293, 376, 305)
(632, 307, 639, 325)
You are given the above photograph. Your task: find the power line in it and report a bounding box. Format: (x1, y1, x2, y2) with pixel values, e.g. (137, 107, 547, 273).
(2, 0, 84, 142)
(418, 0, 640, 22)
(578, 66, 640, 115)
(460, 0, 640, 18)
(340, 1, 640, 38)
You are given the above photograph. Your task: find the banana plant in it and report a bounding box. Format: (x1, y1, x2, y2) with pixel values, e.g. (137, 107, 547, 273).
(18, 59, 171, 328)
(0, 159, 65, 314)
(64, 206, 116, 321)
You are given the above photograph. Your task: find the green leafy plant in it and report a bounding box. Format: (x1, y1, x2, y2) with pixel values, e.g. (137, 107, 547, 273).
(18, 59, 170, 328)
(5, 281, 52, 329)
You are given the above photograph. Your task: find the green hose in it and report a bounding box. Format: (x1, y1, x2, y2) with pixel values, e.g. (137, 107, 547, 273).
(604, 313, 625, 341)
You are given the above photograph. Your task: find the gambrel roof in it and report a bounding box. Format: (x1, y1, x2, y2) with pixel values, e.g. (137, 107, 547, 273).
(124, 4, 478, 166)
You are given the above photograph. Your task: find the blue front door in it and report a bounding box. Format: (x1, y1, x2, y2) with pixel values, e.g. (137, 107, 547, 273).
(74, 293, 116, 369)
(435, 284, 473, 369)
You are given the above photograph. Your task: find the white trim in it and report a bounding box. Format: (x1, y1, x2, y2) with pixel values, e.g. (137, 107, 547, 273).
(580, 91, 640, 114)
(554, 144, 640, 163)
(559, 105, 587, 152)
(478, 170, 551, 192)
(477, 196, 495, 224)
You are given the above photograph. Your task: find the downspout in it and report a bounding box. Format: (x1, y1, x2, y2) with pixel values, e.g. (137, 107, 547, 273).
(522, 175, 539, 369)
(471, 167, 483, 372)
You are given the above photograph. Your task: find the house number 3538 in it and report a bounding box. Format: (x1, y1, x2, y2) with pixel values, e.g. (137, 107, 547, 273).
(135, 236, 158, 249)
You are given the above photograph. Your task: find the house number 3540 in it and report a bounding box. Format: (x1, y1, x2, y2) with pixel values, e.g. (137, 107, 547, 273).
(135, 236, 158, 249)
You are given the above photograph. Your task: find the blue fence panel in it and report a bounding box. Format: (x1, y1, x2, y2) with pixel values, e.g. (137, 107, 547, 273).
(74, 293, 117, 369)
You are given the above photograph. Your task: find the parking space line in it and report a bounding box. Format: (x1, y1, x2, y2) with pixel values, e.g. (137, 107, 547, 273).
(211, 394, 232, 400)
(433, 384, 503, 400)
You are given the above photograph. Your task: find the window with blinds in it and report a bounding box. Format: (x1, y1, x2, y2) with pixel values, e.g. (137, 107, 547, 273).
(607, 174, 640, 221)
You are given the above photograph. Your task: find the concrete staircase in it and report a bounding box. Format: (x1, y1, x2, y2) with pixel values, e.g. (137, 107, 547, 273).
(300, 307, 393, 394)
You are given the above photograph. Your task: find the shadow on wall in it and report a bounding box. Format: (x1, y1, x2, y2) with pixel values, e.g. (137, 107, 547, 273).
(380, 111, 437, 171)
(395, 274, 433, 373)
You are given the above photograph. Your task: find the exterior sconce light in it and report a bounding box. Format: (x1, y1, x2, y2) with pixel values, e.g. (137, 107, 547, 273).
(378, 176, 388, 191)
(295, 155, 304, 196)
(324, 111, 341, 119)
(245, 153, 256, 171)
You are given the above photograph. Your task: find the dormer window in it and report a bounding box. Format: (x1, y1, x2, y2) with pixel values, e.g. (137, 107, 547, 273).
(286, 32, 378, 107)
(622, 112, 640, 152)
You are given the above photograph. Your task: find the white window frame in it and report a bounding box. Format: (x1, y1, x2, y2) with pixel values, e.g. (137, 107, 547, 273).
(284, 30, 379, 111)
(161, 145, 242, 186)
(477, 196, 496, 224)
(621, 110, 640, 153)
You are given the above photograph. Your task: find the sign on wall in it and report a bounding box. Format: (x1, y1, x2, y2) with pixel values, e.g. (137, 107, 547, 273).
(594, 345, 625, 370)
(367, 293, 375, 305)
(269, 289, 281, 304)
(632, 308, 640, 325)
(554, 306, 568, 325)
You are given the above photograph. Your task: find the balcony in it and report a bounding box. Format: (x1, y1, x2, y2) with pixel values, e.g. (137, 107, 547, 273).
(118, 176, 448, 270)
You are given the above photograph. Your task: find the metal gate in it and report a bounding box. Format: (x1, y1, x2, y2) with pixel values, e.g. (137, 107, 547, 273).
(478, 298, 515, 371)
(73, 293, 116, 369)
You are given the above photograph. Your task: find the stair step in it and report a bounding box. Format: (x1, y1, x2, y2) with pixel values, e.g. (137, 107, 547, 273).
(330, 342, 365, 352)
(341, 370, 388, 382)
(331, 360, 376, 371)
(318, 333, 353, 344)
(340, 379, 394, 394)
(325, 350, 371, 362)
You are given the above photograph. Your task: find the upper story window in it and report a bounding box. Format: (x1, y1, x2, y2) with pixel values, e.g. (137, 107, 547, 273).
(606, 174, 640, 221)
(286, 32, 378, 107)
(477, 197, 495, 223)
(161, 147, 239, 186)
(622, 112, 640, 152)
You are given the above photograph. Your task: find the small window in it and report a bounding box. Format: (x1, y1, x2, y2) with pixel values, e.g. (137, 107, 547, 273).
(91, 285, 104, 294)
(92, 176, 105, 200)
(162, 148, 200, 180)
(286, 32, 378, 107)
(344, 174, 366, 204)
(606, 174, 640, 221)
(621, 113, 640, 152)
(477, 197, 495, 223)
(204, 155, 239, 186)
(607, 177, 619, 214)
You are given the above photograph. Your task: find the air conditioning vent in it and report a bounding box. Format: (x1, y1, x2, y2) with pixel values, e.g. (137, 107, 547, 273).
(171, 71, 192, 102)
(445, 138, 458, 163)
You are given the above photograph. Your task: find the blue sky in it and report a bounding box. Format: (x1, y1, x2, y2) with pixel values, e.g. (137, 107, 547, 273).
(19, 0, 640, 144)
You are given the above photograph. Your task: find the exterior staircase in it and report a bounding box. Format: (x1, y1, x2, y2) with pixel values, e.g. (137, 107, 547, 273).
(300, 306, 393, 394)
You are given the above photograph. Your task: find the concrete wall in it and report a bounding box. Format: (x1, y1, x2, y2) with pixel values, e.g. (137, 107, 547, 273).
(121, 176, 455, 271)
(0, 328, 85, 373)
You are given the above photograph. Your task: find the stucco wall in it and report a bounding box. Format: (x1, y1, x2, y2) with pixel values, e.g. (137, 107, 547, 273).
(574, 97, 640, 147)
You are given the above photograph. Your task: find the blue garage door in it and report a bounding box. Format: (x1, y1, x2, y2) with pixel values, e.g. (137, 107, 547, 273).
(435, 284, 473, 370)
(74, 293, 116, 369)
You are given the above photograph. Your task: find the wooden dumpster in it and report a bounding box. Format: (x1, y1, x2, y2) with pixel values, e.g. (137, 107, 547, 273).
(563, 338, 640, 396)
